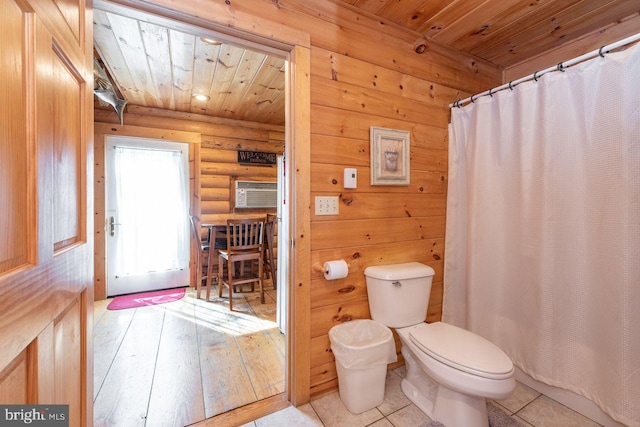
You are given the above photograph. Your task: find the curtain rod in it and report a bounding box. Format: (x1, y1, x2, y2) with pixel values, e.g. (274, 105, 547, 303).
(114, 145, 183, 154)
(450, 32, 640, 108)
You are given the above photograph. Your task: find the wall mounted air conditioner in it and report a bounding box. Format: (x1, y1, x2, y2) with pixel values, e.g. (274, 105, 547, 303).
(235, 180, 277, 208)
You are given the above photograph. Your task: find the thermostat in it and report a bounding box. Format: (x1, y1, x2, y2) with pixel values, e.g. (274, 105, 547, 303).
(344, 168, 357, 188)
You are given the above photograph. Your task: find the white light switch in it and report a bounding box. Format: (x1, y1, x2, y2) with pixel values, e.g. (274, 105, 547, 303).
(344, 168, 357, 188)
(315, 196, 339, 215)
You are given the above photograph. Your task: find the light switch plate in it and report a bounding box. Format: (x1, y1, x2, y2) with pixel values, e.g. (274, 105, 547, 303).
(315, 196, 339, 215)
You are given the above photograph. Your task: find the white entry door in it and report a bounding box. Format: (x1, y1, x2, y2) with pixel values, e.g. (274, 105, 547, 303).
(106, 136, 190, 296)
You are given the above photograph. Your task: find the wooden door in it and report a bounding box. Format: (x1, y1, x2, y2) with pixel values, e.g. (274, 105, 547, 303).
(0, 0, 93, 426)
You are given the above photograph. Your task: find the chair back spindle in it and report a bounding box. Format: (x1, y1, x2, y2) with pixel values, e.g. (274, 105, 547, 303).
(228, 220, 263, 251)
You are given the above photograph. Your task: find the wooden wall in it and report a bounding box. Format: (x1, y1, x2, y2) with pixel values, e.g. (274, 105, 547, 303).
(279, 2, 501, 398)
(93, 106, 282, 300)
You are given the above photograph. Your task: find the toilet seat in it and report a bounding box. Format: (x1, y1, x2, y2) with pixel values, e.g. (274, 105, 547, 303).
(408, 322, 513, 380)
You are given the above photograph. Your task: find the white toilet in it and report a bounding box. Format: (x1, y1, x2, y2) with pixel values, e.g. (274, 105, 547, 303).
(364, 262, 515, 427)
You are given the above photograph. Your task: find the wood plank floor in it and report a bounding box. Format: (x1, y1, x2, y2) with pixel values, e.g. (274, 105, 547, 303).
(93, 283, 285, 427)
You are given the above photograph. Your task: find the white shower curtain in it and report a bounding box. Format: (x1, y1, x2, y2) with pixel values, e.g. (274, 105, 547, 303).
(444, 43, 640, 426)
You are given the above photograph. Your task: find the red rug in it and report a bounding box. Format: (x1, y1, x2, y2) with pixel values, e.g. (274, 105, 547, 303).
(107, 287, 186, 310)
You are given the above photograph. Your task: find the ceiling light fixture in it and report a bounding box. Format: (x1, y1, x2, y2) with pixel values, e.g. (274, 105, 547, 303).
(193, 94, 210, 101)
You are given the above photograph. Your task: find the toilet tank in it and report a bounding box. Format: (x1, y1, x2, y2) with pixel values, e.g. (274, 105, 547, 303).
(364, 262, 435, 328)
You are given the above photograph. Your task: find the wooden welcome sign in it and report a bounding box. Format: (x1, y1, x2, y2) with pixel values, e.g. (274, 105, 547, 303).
(237, 150, 277, 165)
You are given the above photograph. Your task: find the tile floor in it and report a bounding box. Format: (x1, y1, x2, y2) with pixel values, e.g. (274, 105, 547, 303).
(242, 366, 602, 427)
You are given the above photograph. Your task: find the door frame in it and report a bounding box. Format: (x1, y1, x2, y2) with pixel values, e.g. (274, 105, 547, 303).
(94, 126, 201, 300)
(94, 0, 312, 409)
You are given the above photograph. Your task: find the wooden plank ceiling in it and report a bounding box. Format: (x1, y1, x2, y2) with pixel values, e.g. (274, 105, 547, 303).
(93, 1, 638, 125)
(341, 0, 638, 68)
(93, 9, 286, 125)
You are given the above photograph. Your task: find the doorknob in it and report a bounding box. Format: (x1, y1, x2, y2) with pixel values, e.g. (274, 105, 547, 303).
(109, 216, 122, 236)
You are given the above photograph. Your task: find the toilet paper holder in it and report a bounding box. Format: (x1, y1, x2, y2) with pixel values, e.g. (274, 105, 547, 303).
(313, 260, 351, 279)
(313, 262, 326, 274)
(313, 261, 351, 273)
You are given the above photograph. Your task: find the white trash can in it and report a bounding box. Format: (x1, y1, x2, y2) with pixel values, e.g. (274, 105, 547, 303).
(329, 319, 397, 414)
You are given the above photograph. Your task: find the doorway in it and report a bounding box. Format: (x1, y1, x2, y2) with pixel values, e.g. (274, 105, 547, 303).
(91, 2, 309, 422)
(105, 136, 190, 296)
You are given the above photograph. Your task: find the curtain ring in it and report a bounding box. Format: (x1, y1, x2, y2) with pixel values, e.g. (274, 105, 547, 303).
(599, 46, 606, 58)
(470, 94, 476, 103)
(557, 62, 565, 72)
(489, 88, 494, 97)
(533, 71, 540, 82)
(454, 99, 461, 108)
(508, 81, 515, 90)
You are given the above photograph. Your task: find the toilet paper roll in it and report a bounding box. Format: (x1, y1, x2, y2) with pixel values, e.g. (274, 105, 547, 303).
(323, 260, 349, 280)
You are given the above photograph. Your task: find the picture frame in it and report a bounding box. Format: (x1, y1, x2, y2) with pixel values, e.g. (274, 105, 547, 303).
(370, 126, 410, 186)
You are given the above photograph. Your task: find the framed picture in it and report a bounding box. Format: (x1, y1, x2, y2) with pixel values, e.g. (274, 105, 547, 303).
(370, 126, 410, 185)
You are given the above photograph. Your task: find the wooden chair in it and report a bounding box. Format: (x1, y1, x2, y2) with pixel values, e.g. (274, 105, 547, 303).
(189, 215, 210, 299)
(263, 213, 277, 290)
(218, 218, 265, 311)
(204, 226, 227, 302)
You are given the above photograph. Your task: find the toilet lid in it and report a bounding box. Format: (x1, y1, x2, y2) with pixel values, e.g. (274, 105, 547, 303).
(409, 322, 514, 380)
